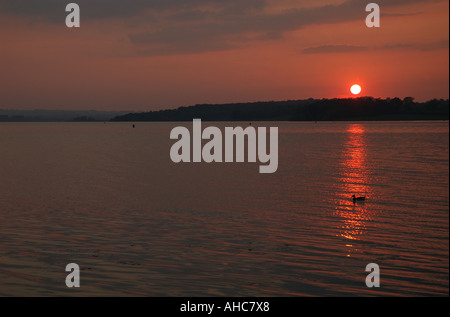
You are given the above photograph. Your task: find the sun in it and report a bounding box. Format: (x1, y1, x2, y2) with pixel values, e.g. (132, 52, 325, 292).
(351, 84, 362, 95)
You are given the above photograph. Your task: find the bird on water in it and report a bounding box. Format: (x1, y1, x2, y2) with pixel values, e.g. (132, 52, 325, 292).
(352, 195, 366, 202)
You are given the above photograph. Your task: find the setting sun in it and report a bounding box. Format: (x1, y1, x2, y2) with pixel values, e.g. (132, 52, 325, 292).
(351, 84, 362, 95)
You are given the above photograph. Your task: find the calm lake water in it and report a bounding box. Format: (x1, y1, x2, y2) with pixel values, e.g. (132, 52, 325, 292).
(0, 121, 448, 296)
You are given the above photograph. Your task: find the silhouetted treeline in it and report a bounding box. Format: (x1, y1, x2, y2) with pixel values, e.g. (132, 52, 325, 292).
(111, 97, 449, 122)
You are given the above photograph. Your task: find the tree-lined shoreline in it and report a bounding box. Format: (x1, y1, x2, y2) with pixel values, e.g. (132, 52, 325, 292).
(111, 97, 449, 122)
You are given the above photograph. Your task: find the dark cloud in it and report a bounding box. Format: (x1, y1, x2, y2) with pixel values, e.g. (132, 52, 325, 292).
(0, 0, 266, 21)
(127, 0, 444, 55)
(127, 0, 367, 55)
(1, 0, 446, 55)
(0, 0, 436, 23)
(0, 0, 150, 21)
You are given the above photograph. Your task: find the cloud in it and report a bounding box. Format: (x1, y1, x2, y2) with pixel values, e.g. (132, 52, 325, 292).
(382, 40, 449, 51)
(302, 45, 369, 54)
(302, 40, 449, 54)
(1, 0, 446, 55)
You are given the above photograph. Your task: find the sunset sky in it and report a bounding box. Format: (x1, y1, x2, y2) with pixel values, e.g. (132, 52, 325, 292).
(0, 0, 448, 111)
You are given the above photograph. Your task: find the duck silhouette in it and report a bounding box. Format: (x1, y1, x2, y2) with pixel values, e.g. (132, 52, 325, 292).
(352, 195, 366, 202)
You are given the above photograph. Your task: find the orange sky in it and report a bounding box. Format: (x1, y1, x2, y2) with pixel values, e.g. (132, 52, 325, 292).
(0, 0, 448, 111)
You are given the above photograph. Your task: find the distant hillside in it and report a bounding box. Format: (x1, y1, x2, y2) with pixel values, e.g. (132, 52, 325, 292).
(111, 97, 449, 122)
(0, 110, 129, 122)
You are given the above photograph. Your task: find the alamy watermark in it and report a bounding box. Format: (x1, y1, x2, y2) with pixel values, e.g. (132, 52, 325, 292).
(170, 119, 279, 174)
(65, 263, 80, 288)
(366, 3, 381, 28)
(61, 2, 382, 292)
(65, 3, 380, 29)
(65, 3, 80, 28)
(366, 263, 381, 288)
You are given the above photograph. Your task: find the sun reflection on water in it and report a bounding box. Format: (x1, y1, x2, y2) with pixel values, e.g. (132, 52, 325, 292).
(333, 124, 377, 256)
